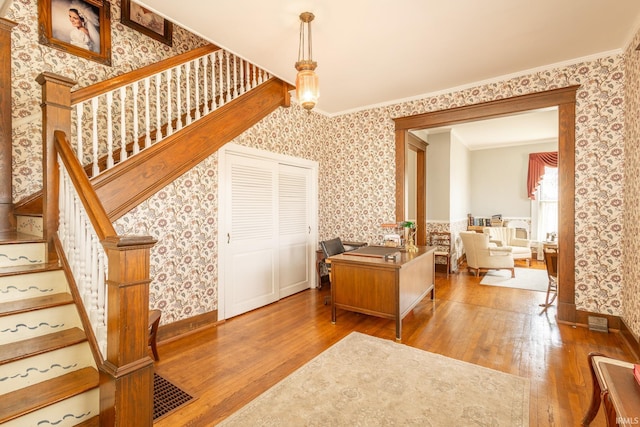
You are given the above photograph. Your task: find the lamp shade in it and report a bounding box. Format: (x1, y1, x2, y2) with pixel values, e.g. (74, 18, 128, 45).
(296, 67, 319, 111)
(295, 12, 318, 111)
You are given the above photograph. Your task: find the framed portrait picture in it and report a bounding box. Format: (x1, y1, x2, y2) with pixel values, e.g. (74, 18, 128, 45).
(121, 0, 173, 46)
(38, 0, 112, 65)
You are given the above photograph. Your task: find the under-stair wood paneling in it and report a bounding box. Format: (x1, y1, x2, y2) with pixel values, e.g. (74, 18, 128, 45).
(0, 18, 17, 233)
(91, 77, 293, 221)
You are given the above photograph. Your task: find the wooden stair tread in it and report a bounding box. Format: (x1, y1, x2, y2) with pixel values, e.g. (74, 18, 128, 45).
(0, 366, 98, 424)
(0, 230, 44, 243)
(75, 415, 100, 426)
(0, 292, 73, 317)
(0, 327, 87, 365)
(0, 261, 61, 277)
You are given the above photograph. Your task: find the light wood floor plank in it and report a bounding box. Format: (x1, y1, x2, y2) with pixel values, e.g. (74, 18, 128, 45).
(153, 261, 634, 426)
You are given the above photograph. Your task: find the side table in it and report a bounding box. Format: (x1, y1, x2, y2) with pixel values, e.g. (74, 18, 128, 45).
(582, 352, 639, 426)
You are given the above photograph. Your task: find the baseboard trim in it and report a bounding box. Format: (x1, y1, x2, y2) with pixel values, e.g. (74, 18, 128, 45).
(574, 309, 620, 330)
(620, 318, 640, 361)
(157, 310, 219, 344)
(558, 309, 640, 360)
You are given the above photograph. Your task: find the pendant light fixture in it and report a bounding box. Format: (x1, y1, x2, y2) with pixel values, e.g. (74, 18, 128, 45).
(295, 12, 319, 111)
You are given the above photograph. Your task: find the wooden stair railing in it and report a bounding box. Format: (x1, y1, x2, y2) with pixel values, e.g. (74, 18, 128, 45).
(38, 71, 157, 426)
(94, 76, 292, 220)
(18, 45, 294, 222)
(31, 45, 294, 425)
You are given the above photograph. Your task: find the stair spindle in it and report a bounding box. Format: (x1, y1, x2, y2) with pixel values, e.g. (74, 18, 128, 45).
(132, 82, 140, 154)
(194, 58, 201, 120)
(106, 92, 114, 169)
(75, 103, 84, 161)
(176, 66, 183, 130)
(209, 52, 217, 111)
(166, 68, 173, 136)
(120, 87, 127, 162)
(155, 73, 163, 142)
(202, 55, 209, 115)
(185, 61, 192, 126)
(225, 51, 231, 103)
(91, 98, 99, 177)
(144, 77, 151, 149)
(232, 54, 238, 99)
(218, 51, 225, 107)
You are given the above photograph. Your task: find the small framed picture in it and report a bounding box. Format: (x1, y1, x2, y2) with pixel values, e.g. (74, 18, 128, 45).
(121, 0, 173, 46)
(38, 0, 112, 65)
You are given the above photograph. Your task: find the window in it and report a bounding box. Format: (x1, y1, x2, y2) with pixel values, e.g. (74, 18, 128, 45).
(531, 166, 558, 241)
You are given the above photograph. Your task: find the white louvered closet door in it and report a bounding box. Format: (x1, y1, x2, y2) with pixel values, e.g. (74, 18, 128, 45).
(225, 154, 279, 318)
(278, 164, 312, 298)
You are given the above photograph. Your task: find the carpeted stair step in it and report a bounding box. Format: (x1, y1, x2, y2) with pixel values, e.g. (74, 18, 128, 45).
(0, 327, 87, 366)
(0, 366, 99, 424)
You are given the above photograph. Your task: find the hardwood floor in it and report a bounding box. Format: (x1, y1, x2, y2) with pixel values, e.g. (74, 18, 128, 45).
(153, 261, 636, 426)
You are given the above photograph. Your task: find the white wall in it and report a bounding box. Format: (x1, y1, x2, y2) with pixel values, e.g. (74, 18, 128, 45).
(449, 131, 471, 222)
(426, 132, 451, 221)
(469, 141, 557, 217)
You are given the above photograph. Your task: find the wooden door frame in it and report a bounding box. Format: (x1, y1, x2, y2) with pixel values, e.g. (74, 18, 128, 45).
(393, 85, 579, 323)
(405, 133, 427, 245)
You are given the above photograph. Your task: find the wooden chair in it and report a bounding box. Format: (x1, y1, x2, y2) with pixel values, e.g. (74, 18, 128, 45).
(148, 309, 162, 361)
(430, 231, 451, 277)
(540, 249, 558, 314)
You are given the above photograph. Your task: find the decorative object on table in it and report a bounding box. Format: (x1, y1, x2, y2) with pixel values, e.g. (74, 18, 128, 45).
(38, 0, 112, 65)
(402, 221, 418, 252)
(121, 0, 173, 46)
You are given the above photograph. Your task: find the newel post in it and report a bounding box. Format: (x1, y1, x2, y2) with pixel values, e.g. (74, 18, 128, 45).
(100, 235, 157, 427)
(36, 72, 76, 260)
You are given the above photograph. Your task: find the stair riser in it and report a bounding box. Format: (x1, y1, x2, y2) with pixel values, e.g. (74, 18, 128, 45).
(16, 215, 44, 238)
(0, 342, 95, 394)
(0, 270, 69, 303)
(0, 305, 83, 345)
(0, 242, 46, 268)
(1, 387, 99, 427)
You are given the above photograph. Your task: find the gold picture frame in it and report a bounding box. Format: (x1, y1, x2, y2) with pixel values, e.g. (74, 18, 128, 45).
(121, 0, 173, 46)
(38, 0, 112, 66)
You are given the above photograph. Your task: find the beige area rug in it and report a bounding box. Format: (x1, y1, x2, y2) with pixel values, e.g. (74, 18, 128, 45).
(480, 267, 549, 292)
(218, 332, 530, 426)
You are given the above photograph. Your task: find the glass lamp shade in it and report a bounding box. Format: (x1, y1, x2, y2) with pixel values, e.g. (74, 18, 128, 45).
(296, 69, 319, 111)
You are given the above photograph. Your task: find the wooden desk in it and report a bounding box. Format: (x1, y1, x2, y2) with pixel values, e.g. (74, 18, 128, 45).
(328, 246, 435, 341)
(316, 241, 367, 287)
(583, 353, 640, 426)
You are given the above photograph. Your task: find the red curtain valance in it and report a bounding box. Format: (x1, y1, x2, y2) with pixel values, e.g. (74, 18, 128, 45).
(527, 151, 558, 200)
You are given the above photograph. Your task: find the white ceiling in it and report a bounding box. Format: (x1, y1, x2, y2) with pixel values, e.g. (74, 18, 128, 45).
(137, 0, 640, 117)
(413, 107, 559, 150)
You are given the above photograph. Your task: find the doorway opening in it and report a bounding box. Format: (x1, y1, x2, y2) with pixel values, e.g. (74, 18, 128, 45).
(393, 86, 578, 322)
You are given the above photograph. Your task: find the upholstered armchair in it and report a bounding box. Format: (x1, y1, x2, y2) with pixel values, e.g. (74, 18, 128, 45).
(482, 227, 532, 265)
(460, 231, 515, 278)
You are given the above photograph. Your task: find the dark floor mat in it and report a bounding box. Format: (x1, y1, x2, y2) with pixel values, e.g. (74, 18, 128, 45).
(154, 372, 194, 421)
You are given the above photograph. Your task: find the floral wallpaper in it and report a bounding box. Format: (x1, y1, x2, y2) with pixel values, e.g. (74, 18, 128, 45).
(7, 0, 640, 340)
(623, 31, 640, 340)
(138, 49, 626, 327)
(8, 0, 208, 202)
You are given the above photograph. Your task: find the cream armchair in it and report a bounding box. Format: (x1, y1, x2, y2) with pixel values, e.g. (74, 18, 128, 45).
(482, 227, 532, 265)
(460, 231, 515, 278)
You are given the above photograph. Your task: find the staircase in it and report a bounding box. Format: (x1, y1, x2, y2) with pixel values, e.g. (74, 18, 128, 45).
(0, 227, 99, 426)
(1, 41, 293, 425)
